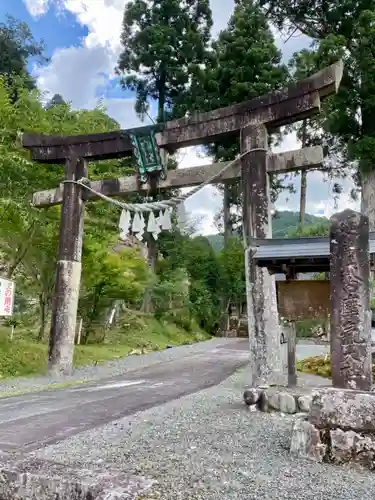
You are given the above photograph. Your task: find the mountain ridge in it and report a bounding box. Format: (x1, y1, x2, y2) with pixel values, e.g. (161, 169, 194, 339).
(206, 210, 327, 252)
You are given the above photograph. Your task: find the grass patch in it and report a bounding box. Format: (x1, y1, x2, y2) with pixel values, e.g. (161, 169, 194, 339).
(0, 379, 90, 399)
(0, 314, 210, 380)
(297, 354, 375, 381)
(297, 355, 332, 378)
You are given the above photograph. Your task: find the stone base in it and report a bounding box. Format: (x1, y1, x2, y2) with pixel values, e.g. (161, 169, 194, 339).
(290, 388, 375, 470)
(243, 386, 313, 414)
(0, 455, 154, 499)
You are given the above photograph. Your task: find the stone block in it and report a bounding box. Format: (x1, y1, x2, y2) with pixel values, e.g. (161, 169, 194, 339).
(298, 395, 312, 413)
(0, 456, 154, 499)
(330, 429, 375, 469)
(279, 392, 297, 414)
(290, 418, 327, 462)
(257, 390, 269, 412)
(353, 433, 375, 469)
(309, 388, 375, 432)
(243, 388, 261, 406)
(265, 389, 296, 414)
(330, 428, 356, 464)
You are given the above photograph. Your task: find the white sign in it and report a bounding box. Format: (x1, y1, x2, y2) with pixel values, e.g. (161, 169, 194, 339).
(0, 278, 15, 316)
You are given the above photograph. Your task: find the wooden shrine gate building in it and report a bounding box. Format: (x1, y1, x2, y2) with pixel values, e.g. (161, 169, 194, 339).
(24, 61, 343, 383)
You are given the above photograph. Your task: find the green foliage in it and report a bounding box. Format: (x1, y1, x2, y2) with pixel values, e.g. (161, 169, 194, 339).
(206, 211, 329, 252)
(0, 315, 209, 379)
(298, 355, 375, 382)
(260, 0, 375, 204)
(117, 0, 212, 120)
(151, 268, 190, 319)
(218, 238, 245, 305)
(174, 0, 288, 120)
(0, 15, 47, 98)
(79, 236, 149, 342)
(288, 220, 329, 237)
(172, 0, 290, 231)
(295, 319, 324, 338)
(297, 355, 333, 379)
(158, 232, 222, 333)
(45, 93, 66, 109)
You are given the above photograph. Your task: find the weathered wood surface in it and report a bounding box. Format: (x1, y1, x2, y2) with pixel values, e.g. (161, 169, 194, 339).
(32, 146, 323, 208)
(330, 209, 372, 391)
(23, 131, 132, 163)
(241, 124, 283, 386)
(22, 62, 342, 161)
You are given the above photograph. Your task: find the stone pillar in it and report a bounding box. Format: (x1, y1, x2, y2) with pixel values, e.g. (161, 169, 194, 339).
(330, 209, 372, 390)
(48, 154, 87, 376)
(241, 124, 283, 386)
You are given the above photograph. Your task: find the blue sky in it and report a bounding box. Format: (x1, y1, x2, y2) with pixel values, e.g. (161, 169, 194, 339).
(0, 0, 87, 56)
(1, 0, 139, 113)
(0, 0, 358, 233)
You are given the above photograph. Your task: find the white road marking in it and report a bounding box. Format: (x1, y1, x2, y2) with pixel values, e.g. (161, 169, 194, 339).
(82, 380, 147, 392)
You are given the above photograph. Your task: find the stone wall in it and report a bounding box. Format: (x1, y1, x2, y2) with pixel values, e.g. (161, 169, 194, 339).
(290, 387, 375, 469)
(244, 386, 313, 414)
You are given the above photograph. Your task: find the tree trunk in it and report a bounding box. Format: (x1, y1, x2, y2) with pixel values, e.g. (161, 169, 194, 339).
(38, 295, 47, 342)
(299, 121, 308, 225)
(157, 69, 166, 122)
(299, 170, 307, 225)
(223, 183, 232, 246)
(361, 169, 375, 286)
(361, 170, 375, 231)
(141, 234, 157, 313)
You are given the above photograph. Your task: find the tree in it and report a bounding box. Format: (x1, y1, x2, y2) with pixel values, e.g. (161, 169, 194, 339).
(259, 0, 375, 228)
(0, 75, 144, 342)
(0, 16, 47, 99)
(217, 237, 245, 310)
(79, 235, 148, 343)
(45, 93, 66, 109)
(116, 0, 213, 312)
(116, 0, 212, 122)
(288, 50, 323, 225)
(172, 0, 290, 234)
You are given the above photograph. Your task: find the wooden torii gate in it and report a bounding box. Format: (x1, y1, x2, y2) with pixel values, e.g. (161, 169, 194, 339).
(25, 61, 343, 380)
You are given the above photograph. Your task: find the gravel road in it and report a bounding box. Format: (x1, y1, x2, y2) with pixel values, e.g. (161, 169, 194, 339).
(32, 364, 374, 500)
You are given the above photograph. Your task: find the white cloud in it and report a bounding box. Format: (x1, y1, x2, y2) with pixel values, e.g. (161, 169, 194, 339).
(23, 0, 51, 17)
(36, 45, 111, 108)
(176, 147, 220, 235)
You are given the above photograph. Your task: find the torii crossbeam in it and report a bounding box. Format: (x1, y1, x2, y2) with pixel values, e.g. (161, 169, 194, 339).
(24, 61, 343, 380)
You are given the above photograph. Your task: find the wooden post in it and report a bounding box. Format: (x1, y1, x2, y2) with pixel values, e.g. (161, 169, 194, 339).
(288, 322, 297, 387)
(330, 209, 372, 390)
(48, 153, 87, 375)
(241, 124, 282, 386)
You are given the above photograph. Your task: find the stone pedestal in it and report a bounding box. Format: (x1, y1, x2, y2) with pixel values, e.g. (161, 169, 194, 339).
(290, 387, 375, 469)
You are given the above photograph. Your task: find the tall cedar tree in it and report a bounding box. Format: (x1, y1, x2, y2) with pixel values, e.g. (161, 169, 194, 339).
(116, 0, 212, 122)
(259, 0, 375, 228)
(0, 16, 46, 100)
(173, 0, 290, 233)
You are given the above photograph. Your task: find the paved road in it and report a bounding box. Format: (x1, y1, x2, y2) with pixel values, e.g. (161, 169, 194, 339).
(0, 341, 250, 453)
(0, 340, 328, 454)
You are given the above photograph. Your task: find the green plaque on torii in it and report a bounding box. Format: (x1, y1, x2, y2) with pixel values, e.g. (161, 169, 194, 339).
(126, 125, 167, 184)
